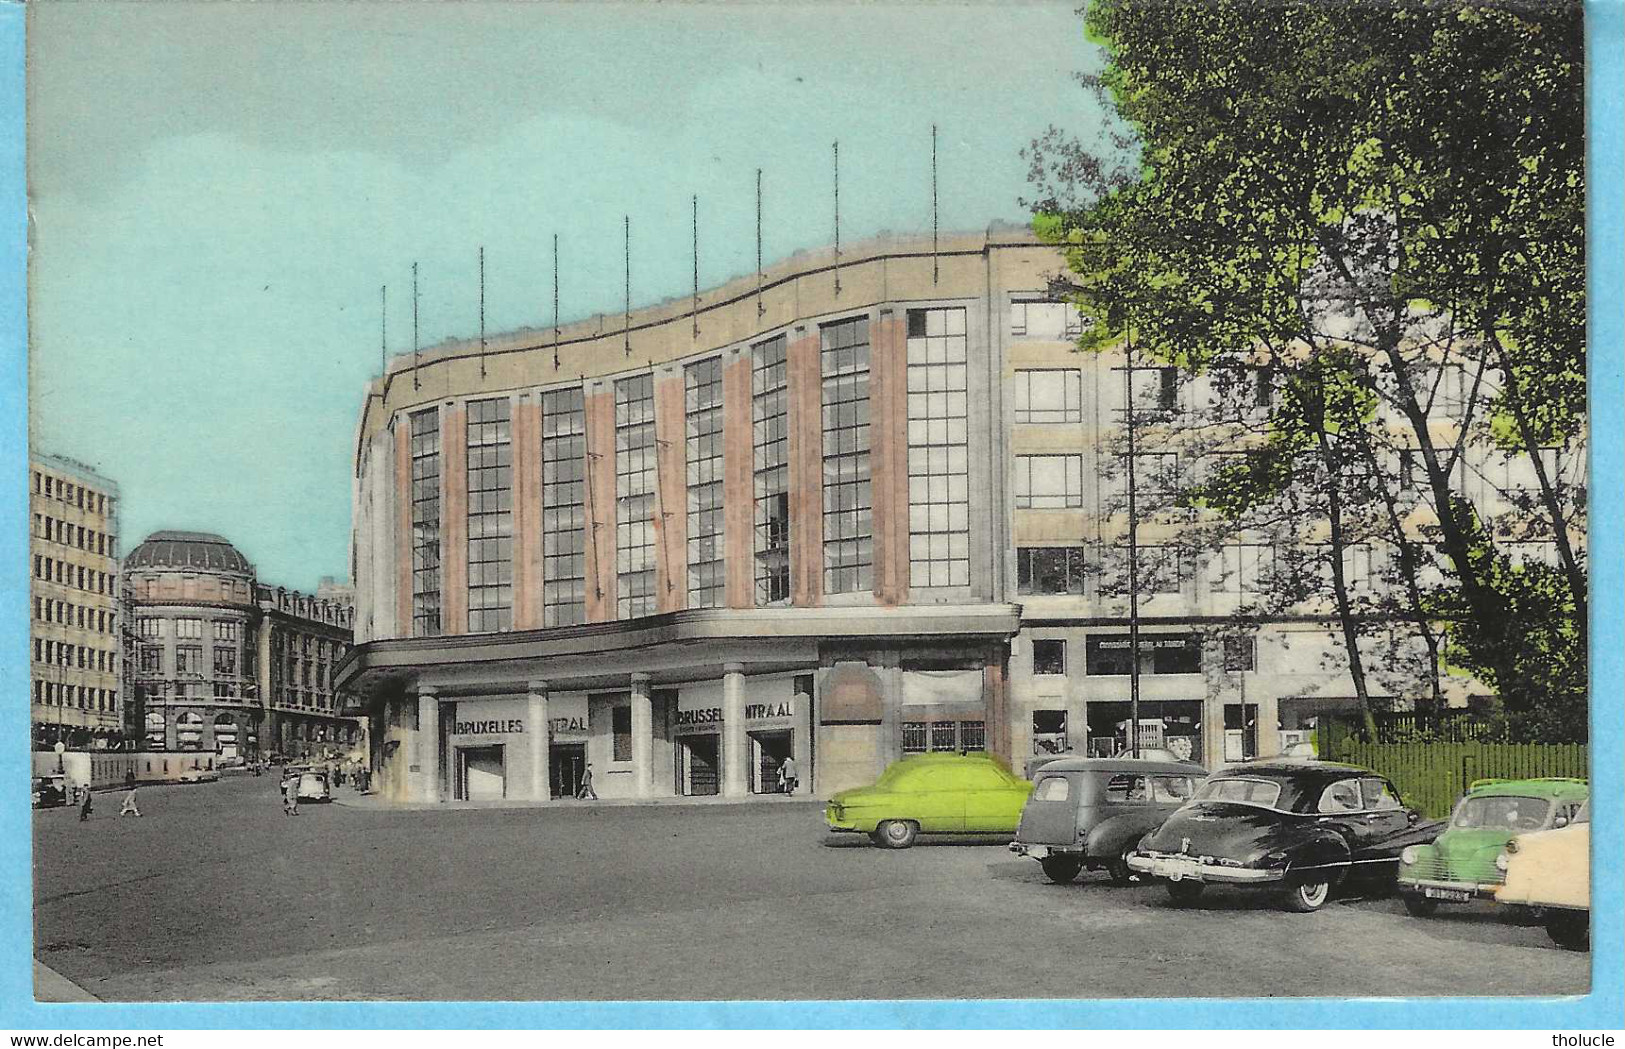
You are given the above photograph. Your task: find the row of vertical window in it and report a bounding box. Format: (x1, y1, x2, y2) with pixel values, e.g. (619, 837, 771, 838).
(1025, 634, 1253, 677)
(32, 470, 111, 515)
(615, 374, 658, 619)
(33, 514, 115, 557)
(32, 556, 112, 594)
(900, 720, 986, 754)
(33, 637, 118, 672)
(467, 398, 514, 633)
(821, 316, 873, 595)
(906, 308, 971, 588)
(32, 679, 118, 712)
(541, 388, 588, 627)
(685, 358, 725, 609)
(34, 597, 116, 634)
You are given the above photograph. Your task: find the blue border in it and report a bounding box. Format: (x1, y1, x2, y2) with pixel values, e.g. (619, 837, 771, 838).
(2, 0, 1621, 1029)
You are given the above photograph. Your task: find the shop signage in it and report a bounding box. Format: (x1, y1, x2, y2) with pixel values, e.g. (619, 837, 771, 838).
(549, 716, 587, 735)
(674, 707, 723, 726)
(745, 702, 793, 720)
(453, 718, 524, 735)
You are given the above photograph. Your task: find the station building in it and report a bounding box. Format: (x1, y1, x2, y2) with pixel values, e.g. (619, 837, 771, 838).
(337, 226, 1526, 804)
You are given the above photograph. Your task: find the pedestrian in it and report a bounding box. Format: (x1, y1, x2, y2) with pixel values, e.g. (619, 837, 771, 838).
(576, 762, 597, 800)
(282, 775, 300, 816)
(77, 785, 93, 822)
(778, 755, 799, 795)
(119, 787, 142, 818)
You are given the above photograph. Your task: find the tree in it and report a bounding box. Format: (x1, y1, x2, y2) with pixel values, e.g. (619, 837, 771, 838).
(1027, 0, 1587, 740)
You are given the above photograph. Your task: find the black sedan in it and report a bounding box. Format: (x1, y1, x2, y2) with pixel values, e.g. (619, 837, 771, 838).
(1126, 761, 1444, 912)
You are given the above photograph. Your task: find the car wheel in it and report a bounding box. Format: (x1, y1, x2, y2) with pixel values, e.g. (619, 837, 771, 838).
(875, 819, 919, 849)
(1165, 880, 1205, 905)
(1283, 878, 1331, 913)
(1107, 848, 1136, 887)
(1402, 893, 1438, 918)
(1039, 857, 1083, 884)
(1546, 912, 1589, 950)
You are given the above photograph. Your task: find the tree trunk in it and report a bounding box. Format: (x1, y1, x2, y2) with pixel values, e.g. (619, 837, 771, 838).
(1314, 425, 1380, 742)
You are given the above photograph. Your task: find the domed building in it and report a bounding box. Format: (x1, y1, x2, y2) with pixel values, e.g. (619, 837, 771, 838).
(125, 530, 362, 761)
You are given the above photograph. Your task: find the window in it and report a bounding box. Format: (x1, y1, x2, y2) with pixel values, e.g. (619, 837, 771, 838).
(615, 375, 658, 619)
(175, 645, 203, 674)
(1010, 297, 1085, 339)
(213, 620, 238, 642)
(1014, 455, 1084, 509)
(541, 387, 588, 627)
(821, 316, 873, 594)
(214, 647, 237, 676)
(930, 722, 958, 752)
(961, 721, 986, 751)
(1033, 709, 1068, 755)
(1129, 365, 1180, 412)
(907, 307, 971, 588)
(1032, 639, 1066, 676)
(1359, 778, 1403, 811)
(410, 407, 443, 636)
(1012, 369, 1083, 424)
(1222, 636, 1257, 672)
(175, 618, 203, 639)
(1317, 780, 1364, 813)
(612, 705, 633, 762)
(753, 335, 791, 604)
(1220, 543, 1276, 594)
(466, 397, 514, 633)
(1017, 547, 1087, 595)
(901, 722, 927, 754)
(685, 358, 725, 609)
(1127, 544, 1187, 594)
(140, 647, 162, 674)
(1034, 775, 1070, 802)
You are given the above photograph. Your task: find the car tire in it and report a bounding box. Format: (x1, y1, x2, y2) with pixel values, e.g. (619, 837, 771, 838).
(1107, 848, 1136, 887)
(1039, 857, 1083, 884)
(1283, 878, 1332, 913)
(1165, 880, 1205, 905)
(875, 819, 919, 850)
(1402, 893, 1438, 918)
(1546, 912, 1589, 950)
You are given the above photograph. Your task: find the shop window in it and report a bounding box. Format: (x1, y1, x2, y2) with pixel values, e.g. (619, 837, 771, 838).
(612, 706, 632, 762)
(1032, 710, 1068, 755)
(901, 722, 927, 754)
(1017, 547, 1087, 596)
(1032, 639, 1066, 676)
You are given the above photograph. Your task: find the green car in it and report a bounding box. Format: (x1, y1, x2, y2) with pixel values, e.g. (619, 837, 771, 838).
(1397, 777, 1588, 916)
(824, 752, 1034, 849)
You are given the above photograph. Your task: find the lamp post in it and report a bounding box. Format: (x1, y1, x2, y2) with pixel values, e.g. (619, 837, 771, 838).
(1124, 343, 1142, 759)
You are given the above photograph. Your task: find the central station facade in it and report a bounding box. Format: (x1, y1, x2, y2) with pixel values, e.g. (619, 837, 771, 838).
(338, 226, 1421, 805)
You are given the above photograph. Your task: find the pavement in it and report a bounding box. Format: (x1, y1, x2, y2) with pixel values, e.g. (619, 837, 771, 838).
(33, 775, 1591, 1002)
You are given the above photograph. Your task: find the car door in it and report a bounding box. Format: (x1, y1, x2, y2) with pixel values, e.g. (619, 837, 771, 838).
(1353, 777, 1412, 859)
(904, 768, 966, 833)
(963, 766, 1025, 832)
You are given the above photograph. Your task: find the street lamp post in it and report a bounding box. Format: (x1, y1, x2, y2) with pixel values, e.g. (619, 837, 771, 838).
(1124, 345, 1142, 760)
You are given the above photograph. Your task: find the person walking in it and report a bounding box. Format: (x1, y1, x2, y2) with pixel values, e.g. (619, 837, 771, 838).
(119, 787, 142, 817)
(77, 785, 93, 822)
(778, 755, 799, 795)
(282, 775, 300, 816)
(575, 762, 598, 800)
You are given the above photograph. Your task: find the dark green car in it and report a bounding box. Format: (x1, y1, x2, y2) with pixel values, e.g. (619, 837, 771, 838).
(824, 753, 1033, 849)
(1396, 777, 1588, 915)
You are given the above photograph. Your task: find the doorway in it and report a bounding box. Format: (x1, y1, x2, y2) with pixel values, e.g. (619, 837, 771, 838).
(457, 745, 505, 801)
(749, 729, 794, 794)
(550, 742, 586, 799)
(679, 734, 720, 796)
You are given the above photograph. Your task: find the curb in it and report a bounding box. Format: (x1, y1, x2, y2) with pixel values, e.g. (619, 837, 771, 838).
(329, 793, 825, 813)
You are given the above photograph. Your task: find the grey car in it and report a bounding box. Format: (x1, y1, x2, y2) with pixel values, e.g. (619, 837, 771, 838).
(1010, 758, 1207, 884)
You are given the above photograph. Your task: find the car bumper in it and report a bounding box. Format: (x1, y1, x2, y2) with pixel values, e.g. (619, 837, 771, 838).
(1127, 853, 1286, 885)
(1009, 842, 1084, 859)
(1398, 876, 1501, 900)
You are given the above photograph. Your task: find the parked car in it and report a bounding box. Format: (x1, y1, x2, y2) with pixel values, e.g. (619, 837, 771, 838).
(176, 766, 220, 784)
(32, 774, 68, 809)
(824, 753, 1033, 849)
(295, 768, 333, 802)
(1397, 777, 1588, 916)
(1127, 761, 1443, 912)
(1496, 800, 1590, 949)
(1011, 758, 1207, 884)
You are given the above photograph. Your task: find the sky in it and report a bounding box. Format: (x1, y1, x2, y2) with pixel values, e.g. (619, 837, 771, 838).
(26, 1, 1127, 591)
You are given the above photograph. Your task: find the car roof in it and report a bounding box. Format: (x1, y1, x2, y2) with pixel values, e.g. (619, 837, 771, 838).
(1036, 757, 1206, 776)
(1211, 760, 1373, 783)
(1463, 777, 1588, 799)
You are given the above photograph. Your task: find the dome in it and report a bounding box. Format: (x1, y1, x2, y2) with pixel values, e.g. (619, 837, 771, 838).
(125, 530, 255, 576)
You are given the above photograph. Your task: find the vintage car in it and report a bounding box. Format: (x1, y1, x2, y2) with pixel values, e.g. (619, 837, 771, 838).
(1496, 800, 1590, 949)
(1010, 758, 1207, 884)
(176, 765, 220, 784)
(824, 753, 1033, 849)
(291, 768, 334, 802)
(1127, 761, 1443, 912)
(32, 774, 69, 809)
(1397, 777, 1588, 916)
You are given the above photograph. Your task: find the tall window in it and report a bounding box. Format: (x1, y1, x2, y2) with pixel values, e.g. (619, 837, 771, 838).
(1018, 547, 1087, 595)
(175, 645, 203, 674)
(907, 307, 970, 588)
(213, 647, 237, 676)
(541, 387, 587, 627)
(821, 316, 873, 594)
(466, 398, 513, 633)
(752, 335, 791, 604)
(615, 374, 658, 619)
(1013, 369, 1084, 424)
(410, 408, 442, 636)
(1014, 455, 1084, 508)
(685, 358, 725, 609)
(175, 618, 203, 640)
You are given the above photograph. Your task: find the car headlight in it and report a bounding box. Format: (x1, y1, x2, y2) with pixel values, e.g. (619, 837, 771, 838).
(1495, 851, 1510, 872)
(1400, 846, 1417, 865)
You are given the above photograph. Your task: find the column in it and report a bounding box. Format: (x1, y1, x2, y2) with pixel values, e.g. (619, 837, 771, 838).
(1256, 691, 1282, 759)
(630, 673, 653, 798)
(527, 681, 549, 801)
(722, 663, 747, 798)
(417, 685, 440, 802)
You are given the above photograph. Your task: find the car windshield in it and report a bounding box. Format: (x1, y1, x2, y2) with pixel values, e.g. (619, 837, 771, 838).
(1451, 795, 1550, 831)
(1193, 777, 1283, 809)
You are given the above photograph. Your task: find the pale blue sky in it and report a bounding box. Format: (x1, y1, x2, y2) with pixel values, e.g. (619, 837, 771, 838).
(27, 1, 1127, 589)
